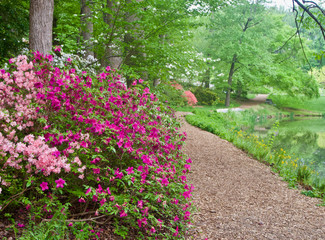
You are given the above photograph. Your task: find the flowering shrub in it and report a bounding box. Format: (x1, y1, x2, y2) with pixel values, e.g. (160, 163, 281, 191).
(183, 91, 198, 106)
(169, 83, 197, 107)
(0, 51, 193, 239)
(171, 82, 184, 91)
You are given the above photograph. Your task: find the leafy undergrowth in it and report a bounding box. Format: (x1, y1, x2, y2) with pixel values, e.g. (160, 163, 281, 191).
(0, 52, 193, 239)
(173, 103, 240, 113)
(186, 110, 325, 201)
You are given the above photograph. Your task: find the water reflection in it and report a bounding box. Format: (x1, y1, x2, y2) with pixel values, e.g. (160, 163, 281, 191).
(248, 117, 325, 177)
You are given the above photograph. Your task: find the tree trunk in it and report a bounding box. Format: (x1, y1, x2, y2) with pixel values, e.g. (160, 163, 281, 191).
(81, 0, 94, 57)
(153, 79, 160, 87)
(204, 67, 210, 88)
(101, 0, 122, 68)
(29, 0, 54, 54)
(225, 54, 237, 107)
(204, 54, 211, 88)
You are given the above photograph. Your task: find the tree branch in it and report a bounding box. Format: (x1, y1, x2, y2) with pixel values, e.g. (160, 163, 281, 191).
(293, 0, 325, 41)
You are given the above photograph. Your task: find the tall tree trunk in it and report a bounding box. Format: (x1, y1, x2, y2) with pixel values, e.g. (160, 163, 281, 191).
(123, 0, 143, 87)
(204, 54, 211, 88)
(204, 67, 210, 88)
(225, 54, 237, 107)
(81, 0, 93, 57)
(29, 0, 54, 54)
(101, 0, 122, 68)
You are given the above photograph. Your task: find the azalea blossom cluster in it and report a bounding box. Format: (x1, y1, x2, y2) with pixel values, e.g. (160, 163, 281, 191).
(0, 52, 193, 238)
(183, 90, 198, 106)
(171, 82, 198, 106)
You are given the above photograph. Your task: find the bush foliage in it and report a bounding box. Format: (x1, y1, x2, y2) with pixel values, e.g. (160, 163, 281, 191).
(192, 87, 219, 106)
(0, 52, 193, 239)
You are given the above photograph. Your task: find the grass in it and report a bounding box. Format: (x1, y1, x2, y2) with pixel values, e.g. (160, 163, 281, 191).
(246, 93, 256, 99)
(269, 95, 325, 114)
(173, 102, 240, 112)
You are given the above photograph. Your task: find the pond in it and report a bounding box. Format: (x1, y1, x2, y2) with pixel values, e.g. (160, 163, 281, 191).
(248, 116, 325, 178)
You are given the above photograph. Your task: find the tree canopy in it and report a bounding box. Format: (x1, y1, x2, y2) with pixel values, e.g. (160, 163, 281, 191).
(0, 0, 323, 105)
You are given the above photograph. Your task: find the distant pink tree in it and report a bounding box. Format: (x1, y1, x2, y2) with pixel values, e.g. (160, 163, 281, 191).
(171, 82, 183, 90)
(183, 91, 198, 106)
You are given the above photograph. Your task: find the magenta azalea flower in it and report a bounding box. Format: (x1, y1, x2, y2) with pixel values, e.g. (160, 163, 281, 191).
(54, 45, 61, 52)
(182, 190, 192, 199)
(85, 188, 92, 195)
(17, 223, 25, 228)
(40, 182, 49, 191)
(126, 167, 134, 175)
(55, 178, 66, 188)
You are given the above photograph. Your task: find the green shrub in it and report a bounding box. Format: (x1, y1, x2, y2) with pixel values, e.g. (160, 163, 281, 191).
(192, 87, 219, 106)
(156, 83, 187, 107)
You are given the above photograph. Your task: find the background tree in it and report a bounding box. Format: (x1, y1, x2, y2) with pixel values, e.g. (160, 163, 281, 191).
(193, 0, 319, 106)
(0, 0, 29, 63)
(81, 0, 94, 57)
(29, 0, 54, 53)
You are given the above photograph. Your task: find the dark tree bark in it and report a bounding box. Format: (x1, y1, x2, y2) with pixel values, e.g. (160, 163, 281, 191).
(225, 54, 237, 107)
(81, 0, 93, 57)
(29, 0, 54, 54)
(203, 54, 211, 88)
(293, 0, 325, 41)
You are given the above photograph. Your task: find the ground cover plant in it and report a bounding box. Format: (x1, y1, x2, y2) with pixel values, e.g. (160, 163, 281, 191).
(173, 102, 240, 113)
(0, 51, 193, 239)
(186, 110, 325, 200)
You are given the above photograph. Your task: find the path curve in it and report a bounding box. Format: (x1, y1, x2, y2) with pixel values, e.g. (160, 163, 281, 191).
(239, 94, 269, 109)
(177, 112, 325, 240)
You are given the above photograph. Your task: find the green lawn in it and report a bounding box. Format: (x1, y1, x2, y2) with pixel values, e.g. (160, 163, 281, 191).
(269, 95, 325, 114)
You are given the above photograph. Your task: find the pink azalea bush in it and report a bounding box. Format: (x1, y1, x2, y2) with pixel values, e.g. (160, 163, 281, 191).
(0, 52, 193, 238)
(183, 90, 198, 106)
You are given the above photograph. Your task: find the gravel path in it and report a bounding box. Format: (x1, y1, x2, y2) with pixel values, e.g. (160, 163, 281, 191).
(239, 94, 269, 109)
(177, 112, 325, 240)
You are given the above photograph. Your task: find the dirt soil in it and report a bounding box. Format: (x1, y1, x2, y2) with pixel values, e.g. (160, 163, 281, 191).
(177, 112, 325, 240)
